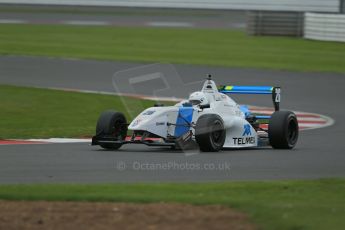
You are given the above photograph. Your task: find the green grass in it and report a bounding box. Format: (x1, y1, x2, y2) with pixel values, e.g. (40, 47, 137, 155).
(0, 179, 344, 230)
(0, 24, 344, 73)
(0, 85, 160, 139)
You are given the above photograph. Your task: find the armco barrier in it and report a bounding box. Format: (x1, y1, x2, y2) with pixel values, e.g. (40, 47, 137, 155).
(247, 11, 304, 37)
(0, 0, 341, 13)
(304, 12, 345, 42)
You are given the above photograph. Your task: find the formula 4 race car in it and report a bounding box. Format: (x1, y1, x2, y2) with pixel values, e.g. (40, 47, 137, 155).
(92, 75, 298, 152)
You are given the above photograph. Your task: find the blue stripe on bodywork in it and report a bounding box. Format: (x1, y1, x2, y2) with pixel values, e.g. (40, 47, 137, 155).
(174, 107, 194, 137)
(239, 105, 251, 118)
(255, 115, 271, 119)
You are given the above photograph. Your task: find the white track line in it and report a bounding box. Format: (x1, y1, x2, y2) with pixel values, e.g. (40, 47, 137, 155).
(250, 107, 334, 130)
(0, 19, 27, 24)
(25, 138, 91, 143)
(63, 20, 110, 26)
(147, 21, 194, 27)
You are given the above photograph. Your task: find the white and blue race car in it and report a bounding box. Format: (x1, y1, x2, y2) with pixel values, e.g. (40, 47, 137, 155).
(92, 76, 298, 152)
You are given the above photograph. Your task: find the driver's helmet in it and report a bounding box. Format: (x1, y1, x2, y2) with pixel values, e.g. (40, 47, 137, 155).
(188, 91, 208, 106)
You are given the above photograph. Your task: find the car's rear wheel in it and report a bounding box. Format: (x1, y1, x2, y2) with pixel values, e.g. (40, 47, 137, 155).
(268, 111, 299, 149)
(96, 110, 127, 150)
(195, 114, 226, 152)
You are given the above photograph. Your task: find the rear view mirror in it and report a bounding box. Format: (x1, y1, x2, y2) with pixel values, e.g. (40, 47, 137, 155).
(200, 104, 210, 109)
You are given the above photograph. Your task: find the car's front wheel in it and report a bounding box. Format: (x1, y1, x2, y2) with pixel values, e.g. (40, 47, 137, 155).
(96, 110, 127, 150)
(195, 114, 226, 152)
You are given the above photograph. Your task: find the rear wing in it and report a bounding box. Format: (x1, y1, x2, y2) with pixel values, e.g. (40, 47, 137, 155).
(218, 85, 281, 111)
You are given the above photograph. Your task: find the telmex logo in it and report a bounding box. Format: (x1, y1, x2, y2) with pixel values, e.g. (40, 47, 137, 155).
(242, 124, 252, 136)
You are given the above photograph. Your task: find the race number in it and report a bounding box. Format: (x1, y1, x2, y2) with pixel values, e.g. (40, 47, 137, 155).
(275, 88, 281, 103)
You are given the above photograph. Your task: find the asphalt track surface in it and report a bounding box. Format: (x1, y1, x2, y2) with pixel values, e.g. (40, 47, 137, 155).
(0, 56, 345, 183)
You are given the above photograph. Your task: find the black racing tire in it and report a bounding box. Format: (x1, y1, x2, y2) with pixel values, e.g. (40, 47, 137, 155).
(268, 111, 299, 149)
(96, 110, 127, 150)
(195, 114, 226, 152)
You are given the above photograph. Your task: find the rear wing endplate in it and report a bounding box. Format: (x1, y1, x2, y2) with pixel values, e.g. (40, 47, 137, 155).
(218, 85, 281, 111)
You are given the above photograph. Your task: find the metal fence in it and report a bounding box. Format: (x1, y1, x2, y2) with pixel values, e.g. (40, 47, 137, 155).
(341, 0, 345, 13)
(247, 11, 304, 37)
(304, 13, 345, 42)
(0, 0, 341, 12)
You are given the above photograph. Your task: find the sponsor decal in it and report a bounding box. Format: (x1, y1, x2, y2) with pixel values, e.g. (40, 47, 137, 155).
(182, 130, 192, 142)
(233, 137, 255, 145)
(142, 110, 155, 115)
(235, 110, 242, 116)
(242, 124, 252, 136)
(235, 124, 255, 145)
(132, 118, 142, 127)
